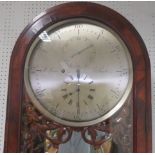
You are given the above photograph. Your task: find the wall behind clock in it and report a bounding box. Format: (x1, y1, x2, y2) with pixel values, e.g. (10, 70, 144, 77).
(0, 1, 155, 152)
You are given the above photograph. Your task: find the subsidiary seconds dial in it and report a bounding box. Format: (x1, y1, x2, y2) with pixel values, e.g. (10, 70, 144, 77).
(24, 18, 133, 127)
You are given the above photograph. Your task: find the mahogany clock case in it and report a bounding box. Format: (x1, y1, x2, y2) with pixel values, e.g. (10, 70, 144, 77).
(4, 2, 151, 153)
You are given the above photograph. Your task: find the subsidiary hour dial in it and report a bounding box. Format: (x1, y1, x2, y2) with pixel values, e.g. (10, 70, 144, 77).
(24, 18, 132, 127)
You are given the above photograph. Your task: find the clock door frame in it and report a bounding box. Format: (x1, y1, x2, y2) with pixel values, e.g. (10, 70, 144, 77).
(4, 2, 152, 152)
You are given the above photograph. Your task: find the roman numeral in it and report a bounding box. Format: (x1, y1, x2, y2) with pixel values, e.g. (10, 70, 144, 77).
(89, 81, 93, 84)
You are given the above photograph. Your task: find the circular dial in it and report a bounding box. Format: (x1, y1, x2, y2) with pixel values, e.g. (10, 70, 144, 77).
(24, 19, 133, 127)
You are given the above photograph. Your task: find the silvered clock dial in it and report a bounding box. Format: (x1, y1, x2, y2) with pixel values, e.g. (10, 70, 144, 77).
(24, 18, 133, 127)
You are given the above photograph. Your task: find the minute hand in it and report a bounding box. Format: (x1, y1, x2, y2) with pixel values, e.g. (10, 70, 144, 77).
(71, 44, 93, 58)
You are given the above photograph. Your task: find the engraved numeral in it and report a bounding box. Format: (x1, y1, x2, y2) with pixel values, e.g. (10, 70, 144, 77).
(68, 99, 72, 105)
(75, 25, 82, 29)
(88, 94, 93, 100)
(63, 94, 68, 99)
(61, 89, 67, 91)
(90, 89, 95, 91)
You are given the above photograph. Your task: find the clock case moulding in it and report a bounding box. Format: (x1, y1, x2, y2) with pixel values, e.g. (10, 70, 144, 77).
(4, 2, 152, 153)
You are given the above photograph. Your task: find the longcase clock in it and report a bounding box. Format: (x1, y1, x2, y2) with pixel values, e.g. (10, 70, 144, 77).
(4, 2, 152, 153)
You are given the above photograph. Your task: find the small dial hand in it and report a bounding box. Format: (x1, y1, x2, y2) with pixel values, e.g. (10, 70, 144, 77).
(76, 69, 80, 116)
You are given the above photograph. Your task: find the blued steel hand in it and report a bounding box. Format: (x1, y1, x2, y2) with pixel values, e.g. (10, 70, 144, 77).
(71, 44, 93, 58)
(76, 69, 80, 116)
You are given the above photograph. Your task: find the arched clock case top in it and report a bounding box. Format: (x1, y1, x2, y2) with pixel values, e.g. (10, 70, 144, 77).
(4, 2, 151, 153)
